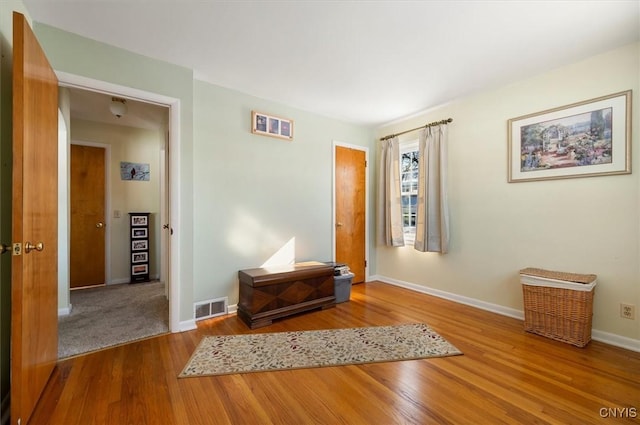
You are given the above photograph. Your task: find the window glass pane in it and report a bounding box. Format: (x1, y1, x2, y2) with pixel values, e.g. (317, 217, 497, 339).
(400, 148, 419, 244)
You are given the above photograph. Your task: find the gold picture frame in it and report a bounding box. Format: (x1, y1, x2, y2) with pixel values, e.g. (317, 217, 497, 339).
(251, 110, 294, 140)
(508, 90, 631, 182)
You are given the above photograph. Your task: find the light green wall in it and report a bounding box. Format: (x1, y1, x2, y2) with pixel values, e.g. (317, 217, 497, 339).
(33, 22, 196, 323)
(32, 23, 375, 324)
(375, 43, 640, 343)
(192, 81, 374, 303)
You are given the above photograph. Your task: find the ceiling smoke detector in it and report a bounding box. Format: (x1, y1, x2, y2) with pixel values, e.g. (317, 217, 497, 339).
(109, 97, 127, 118)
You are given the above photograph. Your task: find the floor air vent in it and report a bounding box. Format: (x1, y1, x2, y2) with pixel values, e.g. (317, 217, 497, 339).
(194, 297, 228, 321)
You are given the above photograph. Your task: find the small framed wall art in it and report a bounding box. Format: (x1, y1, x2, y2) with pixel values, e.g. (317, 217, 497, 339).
(508, 90, 631, 182)
(252, 110, 294, 140)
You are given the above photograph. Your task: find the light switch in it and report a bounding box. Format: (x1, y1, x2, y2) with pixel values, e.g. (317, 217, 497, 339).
(113, 210, 121, 218)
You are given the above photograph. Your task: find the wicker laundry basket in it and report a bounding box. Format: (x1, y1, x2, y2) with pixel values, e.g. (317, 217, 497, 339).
(519, 268, 597, 348)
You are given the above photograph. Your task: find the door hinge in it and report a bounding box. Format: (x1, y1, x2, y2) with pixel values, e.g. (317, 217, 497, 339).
(13, 242, 22, 256)
(364, 260, 367, 267)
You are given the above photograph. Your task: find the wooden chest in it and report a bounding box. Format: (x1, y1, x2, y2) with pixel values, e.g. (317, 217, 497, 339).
(238, 261, 335, 329)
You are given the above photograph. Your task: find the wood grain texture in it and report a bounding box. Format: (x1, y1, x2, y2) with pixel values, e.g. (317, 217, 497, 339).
(70, 144, 106, 288)
(29, 282, 640, 425)
(238, 263, 335, 328)
(11, 12, 59, 425)
(335, 146, 366, 283)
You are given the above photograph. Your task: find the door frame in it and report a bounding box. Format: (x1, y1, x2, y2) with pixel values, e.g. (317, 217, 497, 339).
(69, 141, 110, 287)
(56, 71, 182, 332)
(332, 141, 369, 282)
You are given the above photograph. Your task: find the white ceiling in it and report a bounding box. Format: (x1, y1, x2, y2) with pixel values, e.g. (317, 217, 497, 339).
(24, 0, 640, 127)
(66, 87, 168, 131)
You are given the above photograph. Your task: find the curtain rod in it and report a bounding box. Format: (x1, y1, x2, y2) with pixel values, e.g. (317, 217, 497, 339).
(379, 118, 453, 141)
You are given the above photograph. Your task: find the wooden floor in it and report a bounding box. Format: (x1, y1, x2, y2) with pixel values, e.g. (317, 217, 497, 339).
(30, 282, 639, 425)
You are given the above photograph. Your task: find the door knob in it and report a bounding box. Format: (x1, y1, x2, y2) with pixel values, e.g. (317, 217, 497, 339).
(24, 242, 44, 254)
(1, 244, 10, 255)
(336, 222, 344, 227)
(96, 222, 104, 228)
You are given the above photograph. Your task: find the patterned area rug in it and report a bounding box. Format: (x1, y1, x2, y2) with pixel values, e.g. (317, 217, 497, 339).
(180, 323, 462, 377)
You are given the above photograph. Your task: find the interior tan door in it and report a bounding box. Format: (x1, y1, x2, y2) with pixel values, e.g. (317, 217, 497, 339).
(70, 144, 106, 288)
(335, 146, 366, 284)
(11, 12, 59, 425)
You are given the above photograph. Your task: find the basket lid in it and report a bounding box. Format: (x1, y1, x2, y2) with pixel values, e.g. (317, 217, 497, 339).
(519, 267, 596, 284)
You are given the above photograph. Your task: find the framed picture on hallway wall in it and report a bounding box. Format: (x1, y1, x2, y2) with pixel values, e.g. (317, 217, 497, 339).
(508, 90, 631, 182)
(251, 110, 294, 140)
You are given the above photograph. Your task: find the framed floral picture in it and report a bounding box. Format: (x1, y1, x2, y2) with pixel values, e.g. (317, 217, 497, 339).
(508, 91, 631, 182)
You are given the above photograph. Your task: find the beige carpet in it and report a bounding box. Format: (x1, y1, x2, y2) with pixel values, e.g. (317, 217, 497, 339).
(180, 323, 462, 377)
(58, 281, 169, 359)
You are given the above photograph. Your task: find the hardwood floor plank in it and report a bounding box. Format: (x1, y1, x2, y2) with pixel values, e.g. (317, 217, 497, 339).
(27, 281, 640, 424)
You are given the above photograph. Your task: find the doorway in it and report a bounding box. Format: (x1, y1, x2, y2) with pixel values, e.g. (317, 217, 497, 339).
(58, 73, 181, 338)
(62, 86, 168, 355)
(333, 142, 369, 284)
(70, 143, 106, 288)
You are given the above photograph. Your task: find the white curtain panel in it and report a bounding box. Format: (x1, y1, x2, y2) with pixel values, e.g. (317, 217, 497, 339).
(378, 137, 405, 247)
(414, 125, 450, 253)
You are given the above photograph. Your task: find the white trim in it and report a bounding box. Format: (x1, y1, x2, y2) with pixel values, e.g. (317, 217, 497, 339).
(70, 140, 112, 285)
(56, 71, 183, 333)
(58, 306, 71, 317)
(591, 330, 640, 352)
(332, 141, 369, 281)
(373, 274, 523, 319)
(228, 303, 238, 314)
(399, 138, 419, 152)
(178, 319, 197, 332)
(398, 138, 419, 246)
(55, 71, 177, 107)
(371, 275, 640, 353)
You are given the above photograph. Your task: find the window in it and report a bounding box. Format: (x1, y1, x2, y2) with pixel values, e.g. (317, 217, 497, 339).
(400, 140, 419, 244)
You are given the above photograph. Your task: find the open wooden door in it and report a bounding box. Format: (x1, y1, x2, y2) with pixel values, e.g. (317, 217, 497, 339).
(11, 12, 59, 425)
(335, 146, 366, 283)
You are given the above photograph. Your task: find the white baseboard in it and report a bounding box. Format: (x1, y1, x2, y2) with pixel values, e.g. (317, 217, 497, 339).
(370, 274, 523, 320)
(591, 330, 640, 352)
(58, 305, 72, 316)
(370, 274, 640, 353)
(176, 319, 197, 333)
(228, 303, 238, 314)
